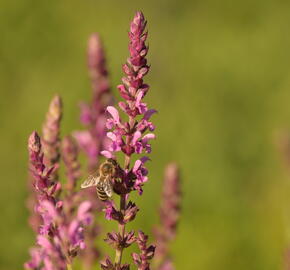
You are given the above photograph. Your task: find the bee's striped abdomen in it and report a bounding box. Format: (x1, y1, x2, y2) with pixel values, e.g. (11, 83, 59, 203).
(96, 185, 109, 201)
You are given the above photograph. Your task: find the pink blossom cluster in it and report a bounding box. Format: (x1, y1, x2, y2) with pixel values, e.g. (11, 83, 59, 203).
(95, 11, 156, 270)
(132, 231, 156, 270)
(73, 32, 113, 269)
(24, 11, 182, 270)
(102, 11, 156, 196)
(42, 95, 62, 181)
(25, 132, 92, 270)
(74, 33, 112, 171)
(153, 163, 181, 270)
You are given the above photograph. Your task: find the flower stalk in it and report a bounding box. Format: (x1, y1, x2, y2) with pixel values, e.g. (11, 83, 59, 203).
(153, 163, 181, 270)
(25, 114, 92, 269)
(99, 11, 156, 270)
(74, 33, 112, 172)
(42, 95, 62, 181)
(24, 10, 180, 270)
(74, 32, 114, 270)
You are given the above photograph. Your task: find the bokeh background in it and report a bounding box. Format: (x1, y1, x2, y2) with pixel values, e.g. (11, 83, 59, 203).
(2, 0, 290, 269)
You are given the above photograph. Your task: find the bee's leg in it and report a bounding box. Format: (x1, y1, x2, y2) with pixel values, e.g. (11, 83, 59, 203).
(114, 177, 122, 183)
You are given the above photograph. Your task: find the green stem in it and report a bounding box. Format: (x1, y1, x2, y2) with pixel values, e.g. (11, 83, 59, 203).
(67, 263, 72, 270)
(115, 194, 126, 266)
(114, 116, 135, 268)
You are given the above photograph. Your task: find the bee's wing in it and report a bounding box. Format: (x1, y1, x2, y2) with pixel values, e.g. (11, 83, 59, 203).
(81, 174, 100, 189)
(102, 176, 113, 197)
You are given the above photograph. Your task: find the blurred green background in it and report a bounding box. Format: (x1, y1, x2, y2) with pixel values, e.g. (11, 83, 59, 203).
(1, 0, 290, 269)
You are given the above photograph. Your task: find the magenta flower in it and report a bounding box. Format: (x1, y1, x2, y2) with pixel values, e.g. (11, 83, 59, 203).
(74, 33, 112, 171)
(103, 200, 119, 221)
(42, 95, 62, 181)
(153, 163, 181, 270)
(24, 248, 43, 270)
(75, 34, 112, 264)
(98, 11, 156, 269)
(25, 131, 93, 270)
(73, 32, 114, 269)
(24, 10, 179, 270)
(61, 135, 81, 192)
(132, 231, 155, 270)
(27, 96, 63, 234)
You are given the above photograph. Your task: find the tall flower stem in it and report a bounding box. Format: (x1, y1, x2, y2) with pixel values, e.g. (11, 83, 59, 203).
(98, 11, 156, 270)
(115, 194, 126, 266)
(115, 154, 131, 266)
(115, 115, 135, 267)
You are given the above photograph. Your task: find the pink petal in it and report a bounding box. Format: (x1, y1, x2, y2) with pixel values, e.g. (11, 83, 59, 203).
(133, 159, 142, 173)
(68, 220, 80, 236)
(142, 133, 155, 143)
(101, 150, 114, 159)
(73, 130, 92, 145)
(56, 201, 63, 209)
(43, 257, 54, 270)
(143, 109, 157, 120)
(132, 131, 142, 145)
(135, 91, 143, 105)
(140, 156, 150, 164)
(79, 102, 92, 125)
(133, 156, 150, 173)
(118, 101, 130, 114)
(40, 200, 58, 219)
(79, 242, 86, 250)
(117, 84, 131, 100)
(107, 132, 117, 141)
(107, 106, 120, 122)
(77, 201, 92, 220)
(37, 236, 52, 250)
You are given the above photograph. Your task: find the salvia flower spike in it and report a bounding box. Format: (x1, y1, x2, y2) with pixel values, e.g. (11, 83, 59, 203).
(132, 230, 156, 270)
(74, 33, 112, 171)
(42, 95, 62, 181)
(74, 32, 113, 269)
(24, 11, 181, 270)
(153, 163, 181, 270)
(61, 135, 81, 192)
(25, 131, 93, 270)
(99, 11, 156, 270)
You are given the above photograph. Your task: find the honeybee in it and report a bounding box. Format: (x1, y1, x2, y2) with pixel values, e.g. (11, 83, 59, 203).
(81, 159, 118, 201)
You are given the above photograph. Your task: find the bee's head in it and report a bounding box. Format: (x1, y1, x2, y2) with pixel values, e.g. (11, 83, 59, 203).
(101, 159, 116, 175)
